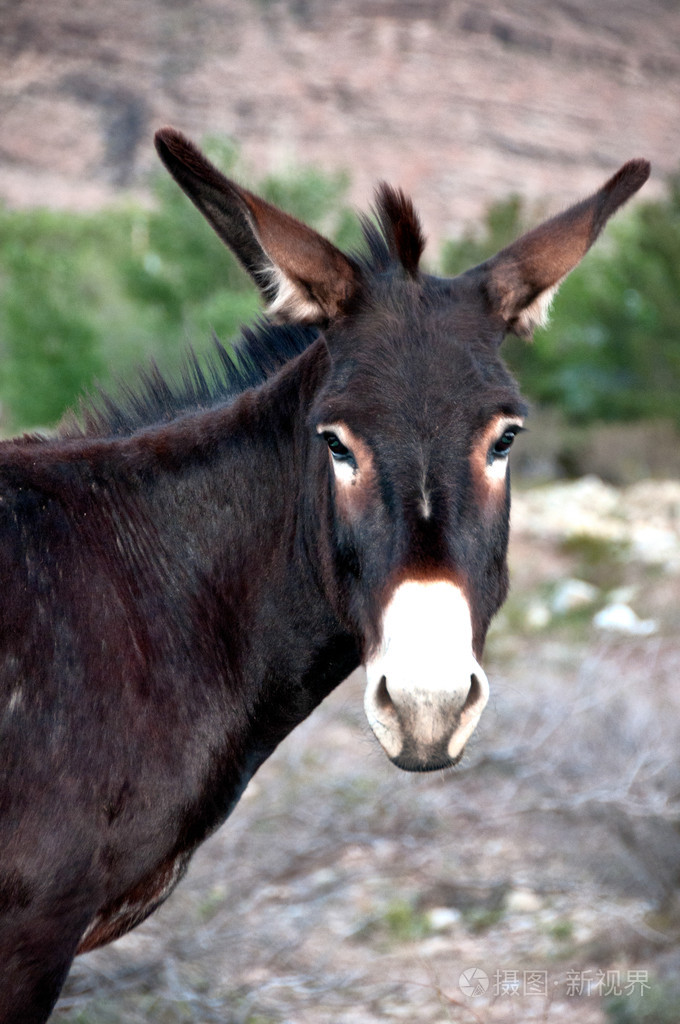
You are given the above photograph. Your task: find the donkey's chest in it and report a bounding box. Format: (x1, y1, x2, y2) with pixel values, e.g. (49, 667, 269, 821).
(76, 851, 191, 954)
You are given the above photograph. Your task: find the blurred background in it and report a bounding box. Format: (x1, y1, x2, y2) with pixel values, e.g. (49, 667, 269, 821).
(3, 2, 680, 1023)
(1, 0, 680, 482)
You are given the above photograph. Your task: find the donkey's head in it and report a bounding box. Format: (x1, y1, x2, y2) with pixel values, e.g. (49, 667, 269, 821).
(155, 129, 649, 771)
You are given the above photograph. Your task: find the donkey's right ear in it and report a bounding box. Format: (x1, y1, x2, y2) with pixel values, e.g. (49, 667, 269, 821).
(471, 158, 650, 339)
(155, 128, 361, 324)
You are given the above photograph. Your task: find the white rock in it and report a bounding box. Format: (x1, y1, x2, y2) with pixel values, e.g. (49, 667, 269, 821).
(525, 600, 551, 629)
(511, 476, 623, 542)
(551, 578, 600, 615)
(505, 888, 543, 913)
(631, 525, 679, 564)
(512, 477, 680, 567)
(426, 906, 461, 931)
(593, 603, 657, 636)
(607, 585, 638, 605)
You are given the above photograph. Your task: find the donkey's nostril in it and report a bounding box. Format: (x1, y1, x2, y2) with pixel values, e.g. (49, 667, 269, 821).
(446, 664, 490, 761)
(374, 675, 392, 711)
(464, 673, 483, 712)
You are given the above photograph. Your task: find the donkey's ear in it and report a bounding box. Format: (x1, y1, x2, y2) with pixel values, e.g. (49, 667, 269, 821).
(475, 159, 650, 339)
(154, 128, 360, 324)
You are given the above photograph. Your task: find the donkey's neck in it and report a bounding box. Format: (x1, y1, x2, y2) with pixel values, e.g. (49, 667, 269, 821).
(1, 339, 358, 776)
(145, 349, 356, 817)
(207, 337, 361, 711)
(144, 338, 362, 786)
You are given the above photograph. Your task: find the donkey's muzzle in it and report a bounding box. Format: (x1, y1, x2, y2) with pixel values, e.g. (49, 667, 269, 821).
(363, 580, 490, 772)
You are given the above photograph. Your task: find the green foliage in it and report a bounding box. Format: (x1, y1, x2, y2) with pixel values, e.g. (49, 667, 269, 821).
(381, 896, 431, 942)
(0, 138, 357, 430)
(1, 142, 679, 433)
(547, 917, 574, 942)
(560, 533, 630, 589)
(460, 903, 506, 933)
(440, 193, 525, 276)
(442, 180, 680, 428)
(0, 206, 105, 427)
(604, 976, 680, 1024)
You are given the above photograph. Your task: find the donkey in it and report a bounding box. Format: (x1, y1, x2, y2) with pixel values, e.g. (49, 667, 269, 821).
(0, 129, 648, 1022)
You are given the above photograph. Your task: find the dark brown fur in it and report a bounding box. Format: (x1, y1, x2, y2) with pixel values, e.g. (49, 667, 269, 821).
(0, 129, 649, 1023)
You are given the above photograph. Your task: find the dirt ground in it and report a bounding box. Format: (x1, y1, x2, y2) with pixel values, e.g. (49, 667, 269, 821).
(54, 481, 680, 1024)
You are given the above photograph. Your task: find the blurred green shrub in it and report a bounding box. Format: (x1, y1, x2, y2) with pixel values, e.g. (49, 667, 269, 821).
(0, 138, 359, 430)
(441, 176, 680, 428)
(0, 143, 678, 431)
(0, 206, 106, 428)
(604, 975, 680, 1024)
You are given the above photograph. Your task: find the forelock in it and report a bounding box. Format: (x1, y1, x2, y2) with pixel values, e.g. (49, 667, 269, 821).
(359, 183, 426, 277)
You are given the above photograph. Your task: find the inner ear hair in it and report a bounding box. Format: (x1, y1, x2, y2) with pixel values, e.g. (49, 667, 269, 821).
(475, 158, 650, 339)
(155, 126, 361, 325)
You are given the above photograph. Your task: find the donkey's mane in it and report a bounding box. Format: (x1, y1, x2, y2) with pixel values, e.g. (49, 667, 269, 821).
(61, 185, 425, 440)
(60, 322, 319, 439)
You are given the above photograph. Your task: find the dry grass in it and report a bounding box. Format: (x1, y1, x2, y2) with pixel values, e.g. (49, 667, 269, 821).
(53, 497, 680, 1024)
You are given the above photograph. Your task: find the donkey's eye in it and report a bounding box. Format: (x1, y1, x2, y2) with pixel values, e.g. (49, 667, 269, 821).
(490, 427, 521, 460)
(323, 432, 352, 461)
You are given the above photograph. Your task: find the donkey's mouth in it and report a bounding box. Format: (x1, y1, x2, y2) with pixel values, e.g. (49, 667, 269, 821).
(364, 665, 490, 773)
(388, 741, 464, 774)
(362, 580, 490, 772)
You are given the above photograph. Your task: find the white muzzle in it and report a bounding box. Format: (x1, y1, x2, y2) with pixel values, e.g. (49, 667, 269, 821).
(363, 580, 489, 770)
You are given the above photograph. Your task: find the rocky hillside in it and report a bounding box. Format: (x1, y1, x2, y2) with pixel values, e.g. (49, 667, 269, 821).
(1, 0, 678, 239)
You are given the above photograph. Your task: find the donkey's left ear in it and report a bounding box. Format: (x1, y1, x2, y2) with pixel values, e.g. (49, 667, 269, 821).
(155, 128, 361, 324)
(473, 159, 650, 339)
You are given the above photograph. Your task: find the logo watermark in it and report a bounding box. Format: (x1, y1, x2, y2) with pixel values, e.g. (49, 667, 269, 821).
(458, 967, 650, 1000)
(458, 968, 489, 998)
